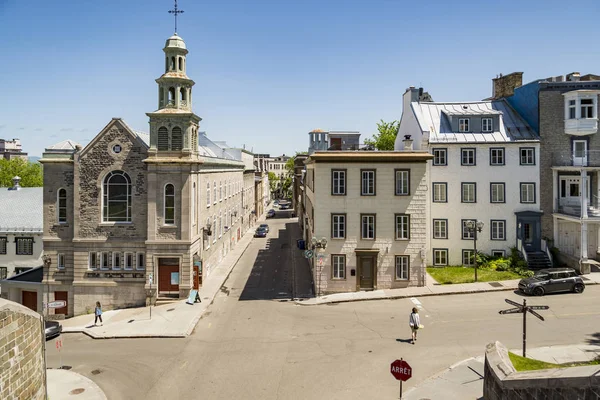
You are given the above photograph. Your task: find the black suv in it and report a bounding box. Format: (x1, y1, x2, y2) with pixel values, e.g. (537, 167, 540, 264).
(518, 268, 585, 296)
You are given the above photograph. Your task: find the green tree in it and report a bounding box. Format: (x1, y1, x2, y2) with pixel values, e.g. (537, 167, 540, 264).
(0, 158, 43, 187)
(268, 171, 279, 194)
(364, 120, 400, 150)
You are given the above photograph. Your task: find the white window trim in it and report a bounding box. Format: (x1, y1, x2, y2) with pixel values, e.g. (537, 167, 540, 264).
(433, 249, 448, 266)
(433, 183, 447, 202)
(492, 250, 506, 258)
(433, 148, 447, 166)
(462, 220, 476, 240)
(332, 170, 346, 195)
(490, 148, 504, 165)
(57, 188, 67, 224)
(136, 252, 145, 271)
(57, 253, 65, 270)
(395, 255, 409, 280)
(395, 214, 410, 240)
(332, 255, 346, 280)
(101, 252, 111, 270)
(361, 170, 375, 196)
(331, 214, 346, 239)
(564, 93, 598, 120)
(461, 148, 475, 165)
(112, 252, 122, 270)
(491, 183, 505, 203)
(361, 215, 375, 239)
(395, 170, 410, 196)
(491, 220, 506, 240)
(433, 219, 447, 239)
(482, 118, 493, 132)
(164, 183, 176, 225)
(520, 148, 535, 165)
(88, 252, 99, 270)
(462, 249, 475, 266)
(459, 118, 470, 133)
(206, 182, 211, 207)
(462, 183, 476, 203)
(520, 183, 535, 203)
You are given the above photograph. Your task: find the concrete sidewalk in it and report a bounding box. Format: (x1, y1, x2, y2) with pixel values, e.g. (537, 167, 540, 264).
(403, 344, 600, 400)
(296, 272, 600, 306)
(61, 212, 268, 339)
(48, 368, 107, 400)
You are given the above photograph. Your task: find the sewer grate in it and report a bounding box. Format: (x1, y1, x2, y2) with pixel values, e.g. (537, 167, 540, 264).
(488, 282, 503, 287)
(69, 388, 86, 395)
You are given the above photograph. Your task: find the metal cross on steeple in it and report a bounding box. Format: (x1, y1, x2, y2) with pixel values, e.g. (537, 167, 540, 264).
(168, 0, 184, 34)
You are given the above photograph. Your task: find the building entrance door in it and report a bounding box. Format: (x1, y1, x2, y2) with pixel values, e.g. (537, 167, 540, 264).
(22, 291, 37, 312)
(158, 258, 180, 294)
(358, 256, 375, 290)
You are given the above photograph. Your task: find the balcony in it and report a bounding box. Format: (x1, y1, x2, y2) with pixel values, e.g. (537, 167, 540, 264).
(557, 196, 600, 218)
(565, 118, 598, 136)
(552, 150, 600, 167)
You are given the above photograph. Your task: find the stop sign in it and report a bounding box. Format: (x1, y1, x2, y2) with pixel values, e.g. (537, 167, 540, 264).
(390, 359, 412, 381)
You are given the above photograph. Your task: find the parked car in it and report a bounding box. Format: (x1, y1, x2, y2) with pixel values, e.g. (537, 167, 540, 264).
(254, 227, 268, 238)
(279, 203, 290, 210)
(518, 268, 585, 296)
(259, 224, 270, 233)
(267, 209, 276, 218)
(45, 320, 62, 340)
(273, 200, 279, 205)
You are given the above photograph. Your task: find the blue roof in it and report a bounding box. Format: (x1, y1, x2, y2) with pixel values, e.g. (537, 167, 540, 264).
(0, 187, 43, 233)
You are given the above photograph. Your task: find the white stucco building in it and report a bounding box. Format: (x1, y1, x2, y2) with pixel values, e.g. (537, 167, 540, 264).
(397, 87, 544, 267)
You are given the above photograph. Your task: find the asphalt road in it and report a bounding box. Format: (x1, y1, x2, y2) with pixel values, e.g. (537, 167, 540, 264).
(47, 216, 600, 400)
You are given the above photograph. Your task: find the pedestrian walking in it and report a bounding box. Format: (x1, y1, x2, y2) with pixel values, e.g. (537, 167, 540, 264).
(409, 307, 421, 344)
(94, 301, 103, 326)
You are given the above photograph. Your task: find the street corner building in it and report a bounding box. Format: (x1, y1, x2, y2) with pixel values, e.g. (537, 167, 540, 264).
(303, 130, 432, 294)
(36, 33, 259, 317)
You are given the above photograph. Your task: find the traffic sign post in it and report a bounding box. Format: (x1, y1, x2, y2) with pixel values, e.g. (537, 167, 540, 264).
(499, 298, 549, 357)
(391, 358, 412, 399)
(47, 300, 67, 309)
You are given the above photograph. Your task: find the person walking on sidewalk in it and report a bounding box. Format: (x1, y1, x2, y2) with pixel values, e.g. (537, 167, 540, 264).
(409, 307, 421, 344)
(94, 301, 103, 326)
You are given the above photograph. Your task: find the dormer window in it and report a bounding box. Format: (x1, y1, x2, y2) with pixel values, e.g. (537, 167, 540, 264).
(482, 118, 493, 132)
(459, 118, 470, 133)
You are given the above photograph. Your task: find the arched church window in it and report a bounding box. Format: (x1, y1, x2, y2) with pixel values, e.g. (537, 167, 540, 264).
(103, 171, 132, 222)
(164, 183, 175, 225)
(57, 188, 67, 223)
(171, 126, 183, 151)
(157, 127, 169, 151)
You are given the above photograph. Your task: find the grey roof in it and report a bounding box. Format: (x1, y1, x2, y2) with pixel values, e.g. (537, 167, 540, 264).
(0, 187, 43, 233)
(46, 139, 80, 151)
(198, 133, 236, 160)
(133, 131, 150, 147)
(4, 266, 43, 283)
(413, 100, 538, 143)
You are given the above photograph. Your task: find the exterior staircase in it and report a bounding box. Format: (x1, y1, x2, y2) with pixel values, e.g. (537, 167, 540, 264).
(526, 251, 553, 270)
(155, 294, 180, 306)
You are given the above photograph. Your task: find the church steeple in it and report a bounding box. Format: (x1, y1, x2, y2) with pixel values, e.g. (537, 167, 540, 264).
(157, 34, 193, 113)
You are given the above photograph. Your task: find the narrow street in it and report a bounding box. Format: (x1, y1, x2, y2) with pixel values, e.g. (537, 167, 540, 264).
(47, 216, 600, 400)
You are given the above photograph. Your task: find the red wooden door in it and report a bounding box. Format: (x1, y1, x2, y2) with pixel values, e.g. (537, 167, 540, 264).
(54, 291, 68, 314)
(158, 258, 180, 293)
(22, 291, 37, 312)
(193, 265, 199, 290)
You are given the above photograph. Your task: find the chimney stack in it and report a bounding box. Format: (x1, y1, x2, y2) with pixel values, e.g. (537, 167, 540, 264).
(566, 72, 581, 82)
(492, 72, 523, 99)
(402, 135, 414, 151)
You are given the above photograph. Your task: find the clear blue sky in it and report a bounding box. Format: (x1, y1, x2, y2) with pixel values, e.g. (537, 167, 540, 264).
(1, 0, 599, 157)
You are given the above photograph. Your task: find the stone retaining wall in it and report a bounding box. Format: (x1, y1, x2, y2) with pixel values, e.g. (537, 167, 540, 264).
(484, 341, 600, 400)
(0, 299, 46, 400)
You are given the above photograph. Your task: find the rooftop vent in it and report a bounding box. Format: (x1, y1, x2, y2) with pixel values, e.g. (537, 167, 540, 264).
(8, 176, 21, 191)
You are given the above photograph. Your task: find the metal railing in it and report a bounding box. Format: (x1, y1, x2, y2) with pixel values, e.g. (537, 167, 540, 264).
(517, 238, 528, 263)
(541, 239, 553, 266)
(552, 150, 600, 167)
(557, 195, 600, 217)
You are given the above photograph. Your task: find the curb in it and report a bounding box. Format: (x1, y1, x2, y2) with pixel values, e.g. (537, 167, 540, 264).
(402, 356, 480, 397)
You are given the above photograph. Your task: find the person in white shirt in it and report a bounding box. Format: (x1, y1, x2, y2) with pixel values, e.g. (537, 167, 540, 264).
(409, 307, 421, 344)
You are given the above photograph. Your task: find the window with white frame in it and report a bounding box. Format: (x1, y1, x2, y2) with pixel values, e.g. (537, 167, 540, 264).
(219, 181, 223, 201)
(461, 183, 476, 203)
(462, 249, 475, 266)
(581, 98, 595, 119)
(568, 99, 577, 119)
(395, 214, 410, 240)
(57, 253, 65, 270)
(565, 95, 597, 120)
(192, 183, 196, 224)
(490, 148, 504, 165)
(213, 182, 217, 204)
(361, 214, 375, 239)
(102, 170, 132, 222)
(492, 250, 505, 258)
(462, 220, 475, 239)
(520, 148, 535, 165)
(395, 256, 409, 280)
(113, 252, 122, 270)
(207, 182, 211, 207)
(433, 219, 447, 239)
(101, 252, 110, 270)
(459, 118, 470, 132)
(331, 170, 346, 195)
(136, 253, 145, 270)
(395, 170, 410, 196)
(0, 237, 6, 254)
(491, 220, 506, 240)
(461, 148, 476, 166)
(57, 188, 67, 223)
(482, 118, 493, 132)
(164, 184, 175, 225)
(88, 252, 98, 270)
(432, 148, 447, 166)
(332, 255, 346, 279)
(331, 214, 346, 239)
(361, 170, 375, 195)
(520, 183, 536, 203)
(433, 249, 448, 266)
(218, 212, 222, 237)
(125, 252, 134, 270)
(15, 237, 34, 255)
(490, 183, 505, 203)
(433, 183, 447, 202)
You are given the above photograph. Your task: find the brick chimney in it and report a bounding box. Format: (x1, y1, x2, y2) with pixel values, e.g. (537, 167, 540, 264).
(566, 72, 581, 82)
(492, 72, 523, 99)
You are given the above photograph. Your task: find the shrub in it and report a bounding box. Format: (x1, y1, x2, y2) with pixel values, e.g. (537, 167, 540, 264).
(487, 258, 511, 271)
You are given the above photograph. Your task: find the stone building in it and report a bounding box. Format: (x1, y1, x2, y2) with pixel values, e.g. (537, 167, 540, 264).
(304, 143, 432, 294)
(503, 72, 600, 272)
(38, 33, 255, 317)
(0, 138, 28, 161)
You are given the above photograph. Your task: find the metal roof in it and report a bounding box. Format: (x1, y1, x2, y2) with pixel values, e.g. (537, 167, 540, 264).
(45, 139, 80, 151)
(133, 131, 150, 147)
(413, 100, 538, 143)
(0, 187, 43, 232)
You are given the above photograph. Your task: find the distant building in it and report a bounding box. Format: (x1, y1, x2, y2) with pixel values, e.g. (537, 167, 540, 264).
(0, 138, 28, 161)
(308, 129, 363, 154)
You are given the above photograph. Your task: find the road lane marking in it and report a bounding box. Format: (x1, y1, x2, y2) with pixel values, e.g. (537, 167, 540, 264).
(410, 298, 423, 309)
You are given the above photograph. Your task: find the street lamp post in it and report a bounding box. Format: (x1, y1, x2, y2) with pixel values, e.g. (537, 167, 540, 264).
(311, 237, 328, 297)
(42, 254, 51, 320)
(465, 220, 484, 282)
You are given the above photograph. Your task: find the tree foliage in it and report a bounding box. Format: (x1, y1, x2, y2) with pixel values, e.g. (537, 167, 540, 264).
(268, 171, 279, 194)
(0, 158, 43, 187)
(364, 120, 400, 150)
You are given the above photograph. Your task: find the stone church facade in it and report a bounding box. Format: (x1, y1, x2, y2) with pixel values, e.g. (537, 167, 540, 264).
(40, 34, 256, 317)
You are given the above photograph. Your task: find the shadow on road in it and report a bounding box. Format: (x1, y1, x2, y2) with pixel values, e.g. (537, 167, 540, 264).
(585, 332, 600, 346)
(239, 221, 313, 301)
